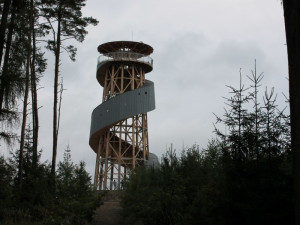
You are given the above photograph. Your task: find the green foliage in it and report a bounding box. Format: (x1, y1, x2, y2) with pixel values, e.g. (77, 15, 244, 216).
(121, 66, 292, 225)
(55, 146, 102, 225)
(212, 66, 292, 224)
(0, 141, 102, 225)
(39, 0, 98, 175)
(121, 145, 225, 225)
(0, 156, 14, 220)
(0, 1, 100, 224)
(40, 0, 98, 60)
(0, 0, 47, 145)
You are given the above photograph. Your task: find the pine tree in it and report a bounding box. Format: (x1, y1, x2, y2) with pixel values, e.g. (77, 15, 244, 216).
(0, 0, 12, 67)
(0, 0, 26, 144)
(18, 0, 47, 190)
(40, 0, 98, 175)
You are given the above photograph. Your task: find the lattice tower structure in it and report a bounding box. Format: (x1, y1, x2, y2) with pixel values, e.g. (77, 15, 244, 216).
(89, 41, 155, 190)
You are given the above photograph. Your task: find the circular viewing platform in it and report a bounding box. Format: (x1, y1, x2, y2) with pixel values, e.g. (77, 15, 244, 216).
(98, 41, 153, 55)
(96, 41, 154, 86)
(98, 51, 153, 67)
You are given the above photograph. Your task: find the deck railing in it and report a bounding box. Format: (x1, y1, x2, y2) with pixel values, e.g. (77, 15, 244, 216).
(98, 51, 153, 66)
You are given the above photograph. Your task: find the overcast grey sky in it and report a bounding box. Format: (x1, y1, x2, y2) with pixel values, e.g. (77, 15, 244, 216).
(12, 0, 289, 176)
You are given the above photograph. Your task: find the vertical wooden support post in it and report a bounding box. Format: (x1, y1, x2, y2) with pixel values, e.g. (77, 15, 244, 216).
(131, 66, 135, 90)
(94, 136, 103, 189)
(110, 65, 115, 97)
(132, 116, 136, 169)
(94, 156, 100, 189)
(99, 160, 104, 190)
(139, 67, 143, 87)
(146, 115, 149, 159)
(103, 71, 108, 101)
(142, 114, 147, 159)
(121, 66, 124, 92)
(110, 163, 114, 190)
(103, 132, 110, 190)
(135, 115, 140, 158)
(124, 166, 127, 182)
(118, 122, 122, 189)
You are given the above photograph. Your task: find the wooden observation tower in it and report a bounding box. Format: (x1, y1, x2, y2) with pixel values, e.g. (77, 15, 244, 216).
(89, 41, 155, 190)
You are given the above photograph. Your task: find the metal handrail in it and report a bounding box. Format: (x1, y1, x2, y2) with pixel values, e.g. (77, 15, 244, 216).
(98, 51, 153, 66)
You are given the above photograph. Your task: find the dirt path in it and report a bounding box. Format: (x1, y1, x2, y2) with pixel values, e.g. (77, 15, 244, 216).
(92, 191, 123, 225)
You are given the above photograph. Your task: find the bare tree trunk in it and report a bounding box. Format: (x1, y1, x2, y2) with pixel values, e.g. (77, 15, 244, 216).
(57, 78, 63, 136)
(0, 0, 16, 111)
(282, 1, 300, 224)
(19, 36, 31, 190)
(0, 0, 11, 67)
(51, 17, 61, 175)
(30, 0, 38, 167)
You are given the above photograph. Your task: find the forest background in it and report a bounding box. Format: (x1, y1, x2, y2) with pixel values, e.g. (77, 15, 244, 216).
(1, 0, 299, 224)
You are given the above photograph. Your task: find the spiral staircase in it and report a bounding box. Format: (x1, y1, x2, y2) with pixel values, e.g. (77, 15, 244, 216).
(89, 41, 155, 190)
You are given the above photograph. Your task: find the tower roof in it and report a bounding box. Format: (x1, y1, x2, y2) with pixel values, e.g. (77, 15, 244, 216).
(98, 41, 153, 55)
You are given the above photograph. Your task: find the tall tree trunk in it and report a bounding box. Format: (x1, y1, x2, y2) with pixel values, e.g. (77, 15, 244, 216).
(51, 17, 61, 175)
(19, 35, 31, 190)
(30, 0, 38, 167)
(282, 1, 300, 224)
(0, 0, 11, 67)
(0, 0, 17, 111)
(253, 61, 260, 160)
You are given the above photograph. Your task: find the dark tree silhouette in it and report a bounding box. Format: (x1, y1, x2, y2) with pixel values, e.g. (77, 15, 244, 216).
(0, 0, 12, 67)
(282, 1, 300, 224)
(0, 0, 28, 144)
(40, 0, 98, 175)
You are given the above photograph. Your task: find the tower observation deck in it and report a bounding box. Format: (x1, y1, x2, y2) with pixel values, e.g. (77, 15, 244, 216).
(89, 41, 156, 190)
